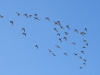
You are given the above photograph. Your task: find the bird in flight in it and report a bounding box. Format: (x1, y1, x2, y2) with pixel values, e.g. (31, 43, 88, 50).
(24, 14, 28, 18)
(54, 28, 58, 32)
(10, 21, 13, 25)
(72, 42, 76, 45)
(82, 46, 86, 48)
(35, 45, 38, 49)
(54, 21, 58, 25)
(52, 53, 56, 56)
(79, 56, 82, 59)
(59, 38, 62, 43)
(64, 53, 68, 56)
(83, 63, 86, 65)
(83, 39, 87, 42)
(45, 17, 50, 21)
(55, 45, 61, 49)
(16, 12, 20, 16)
(34, 14, 37, 17)
(29, 15, 32, 17)
(0, 15, 3, 18)
(57, 21, 61, 25)
(63, 37, 67, 41)
(57, 33, 60, 36)
(80, 32, 86, 36)
(64, 32, 68, 35)
(79, 67, 82, 69)
(83, 59, 86, 62)
(74, 53, 78, 56)
(22, 28, 25, 32)
(59, 25, 64, 29)
(81, 51, 84, 54)
(84, 28, 87, 32)
(74, 29, 78, 33)
(21, 32, 26, 36)
(66, 25, 70, 30)
(86, 43, 88, 46)
(33, 17, 39, 20)
(48, 49, 52, 52)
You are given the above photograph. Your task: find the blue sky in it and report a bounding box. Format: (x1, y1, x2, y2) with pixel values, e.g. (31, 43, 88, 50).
(0, 0, 100, 75)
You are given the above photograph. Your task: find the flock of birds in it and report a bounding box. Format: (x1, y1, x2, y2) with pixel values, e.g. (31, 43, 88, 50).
(1, 12, 89, 70)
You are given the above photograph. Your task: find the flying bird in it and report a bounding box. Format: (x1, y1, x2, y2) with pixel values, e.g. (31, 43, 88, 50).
(74, 53, 78, 56)
(79, 67, 82, 69)
(83, 63, 86, 65)
(10, 21, 13, 25)
(21, 28, 25, 32)
(55, 45, 61, 49)
(21, 32, 26, 36)
(64, 32, 68, 35)
(66, 25, 70, 30)
(57, 21, 61, 25)
(82, 46, 86, 48)
(34, 14, 37, 17)
(54, 28, 58, 32)
(45, 17, 50, 21)
(64, 53, 68, 56)
(16, 12, 20, 16)
(72, 42, 76, 45)
(34, 17, 39, 20)
(83, 59, 86, 62)
(24, 14, 28, 18)
(84, 28, 87, 32)
(52, 53, 56, 56)
(81, 51, 84, 54)
(59, 38, 62, 43)
(35, 45, 38, 49)
(48, 49, 52, 52)
(86, 43, 88, 46)
(57, 33, 60, 36)
(63, 37, 67, 41)
(29, 15, 32, 17)
(79, 56, 82, 59)
(74, 29, 78, 33)
(80, 32, 86, 36)
(0, 15, 3, 18)
(54, 21, 58, 25)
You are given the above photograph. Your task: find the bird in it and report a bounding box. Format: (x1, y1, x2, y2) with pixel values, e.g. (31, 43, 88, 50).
(35, 45, 38, 49)
(74, 53, 78, 56)
(82, 46, 86, 48)
(57, 33, 60, 36)
(81, 51, 84, 54)
(48, 49, 52, 52)
(16, 12, 20, 16)
(52, 53, 56, 56)
(54, 28, 58, 32)
(21, 32, 26, 36)
(83, 59, 86, 62)
(45, 17, 50, 21)
(59, 25, 64, 29)
(80, 32, 86, 36)
(58, 38, 62, 43)
(64, 53, 68, 56)
(55, 45, 61, 49)
(29, 15, 32, 17)
(79, 67, 82, 69)
(10, 21, 13, 25)
(54, 21, 58, 25)
(86, 43, 88, 46)
(66, 25, 70, 30)
(83, 63, 86, 65)
(64, 32, 68, 35)
(33, 17, 39, 20)
(57, 21, 61, 25)
(79, 56, 82, 59)
(24, 14, 28, 18)
(34, 14, 37, 17)
(74, 29, 78, 33)
(84, 28, 87, 32)
(21, 28, 25, 32)
(0, 15, 3, 18)
(63, 37, 67, 41)
(72, 42, 76, 45)
(83, 39, 87, 42)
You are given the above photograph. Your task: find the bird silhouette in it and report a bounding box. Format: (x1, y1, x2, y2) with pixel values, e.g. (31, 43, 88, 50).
(57, 21, 61, 25)
(16, 12, 20, 16)
(0, 15, 3, 18)
(74, 29, 78, 33)
(79, 67, 82, 69)
(81, 51, 84, 54)
(59, 38, 62, 43)
(63, 37, 67, 41)
(48, 49, 52, 52)
(86, 43, 88, 46)
(59, 25, 64, 29)
(64, 53, 68, 56)
(79, 56, 82, 59)
(82, 46, 86, 48)
(34, 17, 39, 20)
(29, 15, 32, 17)
(21, 28, 25, 32)
(24, 14, 28, 18)
(54, 21, 58, 25)
(21, 32, 26, 36)
(57, 33, 60, 36)
(55, 45, 61, 49)
(83, 39, 87, 42)
(72, 42, 76, 45)
(83, 59, 86, 62)
(66, 25, 70, 30)
(74, 53, 78, 56)
(54, 28, 58, 32)
(34, 14, 37, 17)
(52, 53, 56, 56)
(45, 17, 50, 21)
(84, 28, 87, 32)
(64, 32, 68, 35)
(83, 63, 86, 65)
(80, 32, 86, 36)
(10, 21, 13, 25)
(35, 45, 38, 49)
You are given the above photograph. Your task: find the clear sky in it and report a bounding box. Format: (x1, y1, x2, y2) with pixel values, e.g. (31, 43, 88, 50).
(0, 0, 100, 75)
